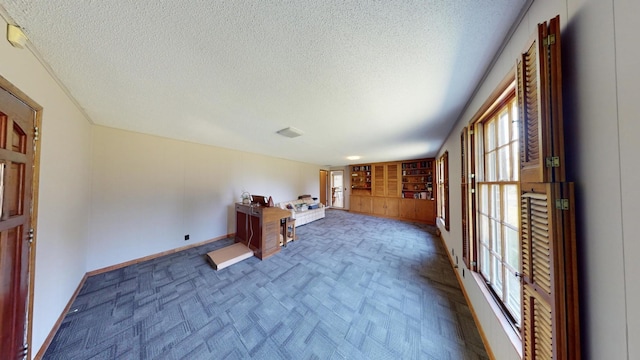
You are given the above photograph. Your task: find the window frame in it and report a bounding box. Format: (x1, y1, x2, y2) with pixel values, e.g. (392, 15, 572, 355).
(462, 71, 522, 341)
(474, 89, 521, 328)
(436, 151, 449, 231)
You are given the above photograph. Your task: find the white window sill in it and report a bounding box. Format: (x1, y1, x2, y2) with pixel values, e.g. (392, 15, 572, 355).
(471, 271, 523, 358)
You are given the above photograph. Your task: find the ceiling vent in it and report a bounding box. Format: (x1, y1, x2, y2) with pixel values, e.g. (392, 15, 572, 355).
(276, 127, 304, 138)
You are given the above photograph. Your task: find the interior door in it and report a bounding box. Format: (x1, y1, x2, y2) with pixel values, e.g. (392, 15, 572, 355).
(319, 170, 328, 206)
(0, 85, 36, 360)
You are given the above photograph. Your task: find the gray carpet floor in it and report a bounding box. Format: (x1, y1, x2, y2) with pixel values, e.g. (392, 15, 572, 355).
(43, 209, 488, 359)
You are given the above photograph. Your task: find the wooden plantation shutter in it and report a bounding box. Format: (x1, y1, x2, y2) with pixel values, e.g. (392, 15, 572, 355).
(373, 164, 385, 196)
(517, 16, 580, 359)
(441, 151, 450, 231)
(518, 16, 565, 184)
(387, 163, 400, 197)
(461, 127, 474, 269)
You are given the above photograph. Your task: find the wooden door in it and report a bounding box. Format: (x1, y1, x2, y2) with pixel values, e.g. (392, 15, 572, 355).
(319, 170, 328, 206)
(373, 197, 399, 217)
(359, 196, 372, 214)
(385, 163, 400, 197)
(372, 164, 385, 196)
(415, 200, 433, 223)
(385, 197, 399, 217)
(373, 163, 401, 197)
(350, 195, 361, 212)
(372, 197, 386, 215)
(0, 85, 37, 360)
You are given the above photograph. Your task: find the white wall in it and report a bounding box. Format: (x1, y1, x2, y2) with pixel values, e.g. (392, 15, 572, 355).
(88, 126, 320, 271)
(614, 0, 640, 358)
(0, 19, 93, 356)
(437, 0, 636, 358)
(564, 0, 628, 358)
(2, 14, 321, 354)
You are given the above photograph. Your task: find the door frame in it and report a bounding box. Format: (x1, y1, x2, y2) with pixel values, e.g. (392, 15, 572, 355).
(0, 75, 43, 360)
(330, 170, 344, 208)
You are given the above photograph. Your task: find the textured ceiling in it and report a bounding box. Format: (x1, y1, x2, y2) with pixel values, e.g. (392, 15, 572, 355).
(1, 1, 526, 166)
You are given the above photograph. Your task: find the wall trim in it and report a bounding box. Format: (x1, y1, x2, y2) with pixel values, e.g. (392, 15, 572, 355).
(86, 234, 233, 276)
(438, 233, 497, 360)
(34, 273, 88, 360)
(34, 234, 232, 358)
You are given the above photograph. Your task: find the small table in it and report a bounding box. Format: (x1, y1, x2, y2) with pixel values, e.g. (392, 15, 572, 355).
(282, 217, 296, 247)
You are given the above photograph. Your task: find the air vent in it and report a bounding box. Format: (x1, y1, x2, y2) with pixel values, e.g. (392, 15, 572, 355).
(276, 127, 304, 138)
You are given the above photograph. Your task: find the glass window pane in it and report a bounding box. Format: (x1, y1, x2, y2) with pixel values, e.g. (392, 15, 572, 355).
(491, 185, 501, 218)
(512, 143, 519, 181)
(506, 271, 521, 325)
(492, 219, 502, 256)
(511, 103, 519, 141)
(498, 147, 510, 181)
(480, 184, 489, 214)
(504, 227, 519, 270)
(480, 245, 490, 278)
(486, 120, 496, 151)
(492, 255, 503, 295)
(498, 110, 509, 146)
(504, 185, 519, 227)
(479, 214, 489, 245)
(486, 152, 496, 181)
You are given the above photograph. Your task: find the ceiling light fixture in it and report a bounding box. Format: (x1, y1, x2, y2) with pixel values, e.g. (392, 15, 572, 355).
(346, 156, 361, 161)
(276, 127, 304, 138)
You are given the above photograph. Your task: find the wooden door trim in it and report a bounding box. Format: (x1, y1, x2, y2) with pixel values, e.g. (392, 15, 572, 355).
(319, 170, 328, 207)
(0, 75, 43, 360)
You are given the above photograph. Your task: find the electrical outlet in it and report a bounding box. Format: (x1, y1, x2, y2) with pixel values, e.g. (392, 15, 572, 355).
(463, 269, 465, 278)
(184, 234, 189, 241)
(451, 248, 454, 256)
(456, 255, 459, 264)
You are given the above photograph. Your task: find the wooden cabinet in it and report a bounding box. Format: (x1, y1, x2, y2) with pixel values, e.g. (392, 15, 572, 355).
(350, 195, 372, 214)
(372, 197, 399, 217)
(399, 198, 416, 219)
(235, 203, 291, 259)
(350, 158, 435, 224)
(415, 199, 435, 223)
(373, 163, 401, 197)
(399, 198, 436, 225)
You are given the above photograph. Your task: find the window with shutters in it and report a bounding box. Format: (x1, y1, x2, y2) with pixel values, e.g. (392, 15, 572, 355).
(475, 90, 521, 326)
(436, 151, 449, 230)
(463, 15, 580, 359)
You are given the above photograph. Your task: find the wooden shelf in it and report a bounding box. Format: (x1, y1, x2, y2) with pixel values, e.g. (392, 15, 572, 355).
(350, 164, 372, 195)
(401, 159, 433, 200)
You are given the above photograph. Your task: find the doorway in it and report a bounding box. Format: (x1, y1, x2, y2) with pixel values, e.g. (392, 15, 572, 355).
(0, 78, 41, 360)
(330, 170, 344, 208)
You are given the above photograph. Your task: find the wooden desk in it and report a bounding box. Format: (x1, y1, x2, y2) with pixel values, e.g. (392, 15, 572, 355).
(235, 203, 291, 259)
